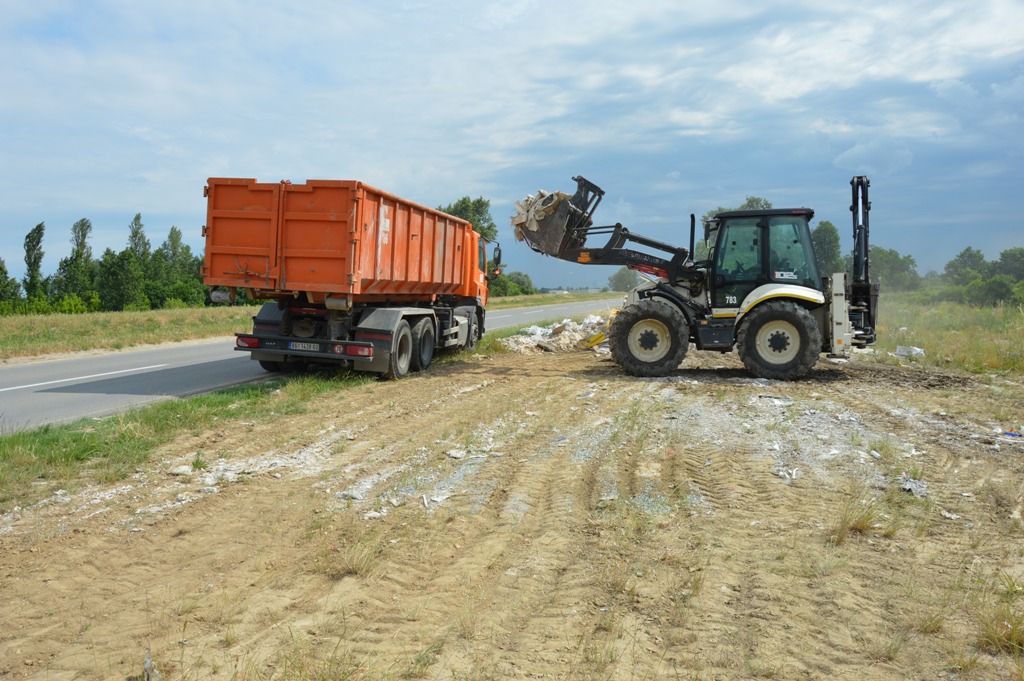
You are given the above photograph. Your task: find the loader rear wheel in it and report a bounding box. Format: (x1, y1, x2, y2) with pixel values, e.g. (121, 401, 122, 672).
(410, 317, 435, 371)
(736, 300, 821, 380)
(383, 320, 413, 380)
(608, 299, 688, 377)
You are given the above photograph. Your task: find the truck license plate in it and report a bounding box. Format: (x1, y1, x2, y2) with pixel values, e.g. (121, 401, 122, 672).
(288, 341, 320, 352)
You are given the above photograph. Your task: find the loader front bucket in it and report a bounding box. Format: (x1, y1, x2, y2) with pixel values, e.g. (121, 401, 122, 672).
(511, 176, 605, 259)
(511, 191, 576, 257)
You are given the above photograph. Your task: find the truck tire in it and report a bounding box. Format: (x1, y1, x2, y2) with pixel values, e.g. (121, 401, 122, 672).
(411, 317, 435, 371)
(608, 299, 688, 377)
(383, 320, 413, 380)
(258, 360, 284, 372)
(736, 300, 821, 380)
(463, 314, 481, 352)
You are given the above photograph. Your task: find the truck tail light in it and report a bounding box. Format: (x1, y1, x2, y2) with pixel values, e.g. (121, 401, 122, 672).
(345, 345, 373, 358)
(237, 336, 260, 349)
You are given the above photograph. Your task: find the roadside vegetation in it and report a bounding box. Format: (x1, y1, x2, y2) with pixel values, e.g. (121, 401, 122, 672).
(0, 305, 261, 361)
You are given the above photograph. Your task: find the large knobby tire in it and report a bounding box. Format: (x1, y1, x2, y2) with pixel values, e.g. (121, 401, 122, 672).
(383, 320, 413, 380)
(736, 300, 822, 380)
(410, 317, 436, 372)
(608, 299, 689, 377)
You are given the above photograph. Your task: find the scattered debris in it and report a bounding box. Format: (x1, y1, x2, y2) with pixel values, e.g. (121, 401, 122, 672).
(892, 345, 925, 359)
(501, 316, 608, 354)
(899, 472, 929, 498)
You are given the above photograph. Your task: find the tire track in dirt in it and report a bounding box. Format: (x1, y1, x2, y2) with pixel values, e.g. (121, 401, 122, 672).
(6, 351, 1024, 679)
(257, 357, 621, 675)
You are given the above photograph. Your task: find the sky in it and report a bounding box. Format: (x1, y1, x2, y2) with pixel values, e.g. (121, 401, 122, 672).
(1, 1, 1022, 291)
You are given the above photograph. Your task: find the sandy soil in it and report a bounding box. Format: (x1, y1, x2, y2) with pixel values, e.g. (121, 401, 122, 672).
(2, 346, 1024, 680)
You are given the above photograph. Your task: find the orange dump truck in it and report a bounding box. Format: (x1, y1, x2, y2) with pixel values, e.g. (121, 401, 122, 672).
(202, 178, 500, 378)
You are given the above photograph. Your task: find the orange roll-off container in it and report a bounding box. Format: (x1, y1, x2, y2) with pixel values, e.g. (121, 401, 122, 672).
(202, 178, 489, 307)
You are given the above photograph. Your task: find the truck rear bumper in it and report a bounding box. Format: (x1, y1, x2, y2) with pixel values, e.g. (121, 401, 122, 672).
(235, 333, 387, 372)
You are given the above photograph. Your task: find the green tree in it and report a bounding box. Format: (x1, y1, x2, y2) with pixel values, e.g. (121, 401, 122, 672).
(438, 197, 498, 241)
(995, 247, 1024, 282)
(52, 218, 98, 303)
(127, 213, 151, 262)
(811, 220, 843, 276)
(97, 247, 149, 311)
(965, 274, 1015, 306)
(146, 226, 205, 307)
(488, 274, 521, 297)
(701, 195, 773, 224)
(505, 271, 537, 295)
(0, 257, 22, 301)
(944, 247, 989, 286)
(22, 222, 46, 300)
(869, 247, 921, 291)
(608, 267, 640, 292)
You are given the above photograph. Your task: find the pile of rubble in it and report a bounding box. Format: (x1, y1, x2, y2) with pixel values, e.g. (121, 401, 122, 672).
(500, 316, 609, 354)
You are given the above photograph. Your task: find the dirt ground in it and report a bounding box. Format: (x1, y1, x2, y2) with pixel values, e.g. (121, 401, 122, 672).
(2, 345, 1024, 680)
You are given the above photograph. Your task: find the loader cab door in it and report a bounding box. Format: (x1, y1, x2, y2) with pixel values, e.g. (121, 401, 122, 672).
(711, 217, 762, 311)
(766, 216, 820, 289)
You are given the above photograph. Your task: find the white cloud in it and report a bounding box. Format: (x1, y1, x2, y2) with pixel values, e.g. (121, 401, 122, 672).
(833, 139, 913, 176)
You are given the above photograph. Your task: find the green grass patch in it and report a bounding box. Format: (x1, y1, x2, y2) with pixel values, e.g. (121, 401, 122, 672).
(874, 296, 1024, 374)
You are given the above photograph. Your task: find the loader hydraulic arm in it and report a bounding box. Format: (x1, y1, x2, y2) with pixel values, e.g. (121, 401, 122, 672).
(513, 175, 697, 284)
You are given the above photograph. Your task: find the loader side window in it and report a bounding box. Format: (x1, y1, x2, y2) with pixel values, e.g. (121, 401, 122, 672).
(716, 220, 761, 280)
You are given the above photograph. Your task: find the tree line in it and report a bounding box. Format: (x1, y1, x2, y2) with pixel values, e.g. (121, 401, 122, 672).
(4, 196, 1020, 314)
(0, 215, 206, 315)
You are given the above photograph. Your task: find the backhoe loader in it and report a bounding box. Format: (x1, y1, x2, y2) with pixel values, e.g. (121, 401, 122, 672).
(511, 176, 878, 380)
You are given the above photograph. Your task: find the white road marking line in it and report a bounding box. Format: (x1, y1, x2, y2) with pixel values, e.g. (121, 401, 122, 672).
(0, 364, 169, 393)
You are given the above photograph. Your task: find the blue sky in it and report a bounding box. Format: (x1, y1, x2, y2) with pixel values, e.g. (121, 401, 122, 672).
(1, 1, 1022, 290)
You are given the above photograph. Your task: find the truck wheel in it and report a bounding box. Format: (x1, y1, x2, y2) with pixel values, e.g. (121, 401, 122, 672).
(411, 318, 435, 371)
(258, 360, 284, 372)
(463, 314, 481, 352)
(736, 300, 822, 380)
(383, 320, 413, 380)
(608, 299, 688, 377)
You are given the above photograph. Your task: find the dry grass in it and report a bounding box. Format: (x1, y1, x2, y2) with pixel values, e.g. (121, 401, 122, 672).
(0, 305, 261, 360)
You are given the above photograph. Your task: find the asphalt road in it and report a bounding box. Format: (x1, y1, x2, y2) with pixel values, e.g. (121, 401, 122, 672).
(0, 297, 620, 432)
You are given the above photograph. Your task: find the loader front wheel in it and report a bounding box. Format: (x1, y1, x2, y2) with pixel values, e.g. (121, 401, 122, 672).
(609, 299, 688, 377)
(736, 300, 821, 380)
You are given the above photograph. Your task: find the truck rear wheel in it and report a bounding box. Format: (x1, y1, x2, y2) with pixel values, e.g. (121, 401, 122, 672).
(736, 300, 821, 380)
(608, 299, 688, 377)
(384, 320, 413, 380)
(411, 318, 435, 371)
(258, 360, 284, 372)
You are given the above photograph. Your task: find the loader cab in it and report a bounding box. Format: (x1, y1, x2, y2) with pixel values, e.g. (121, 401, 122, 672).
(707, 209, 821, 310)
